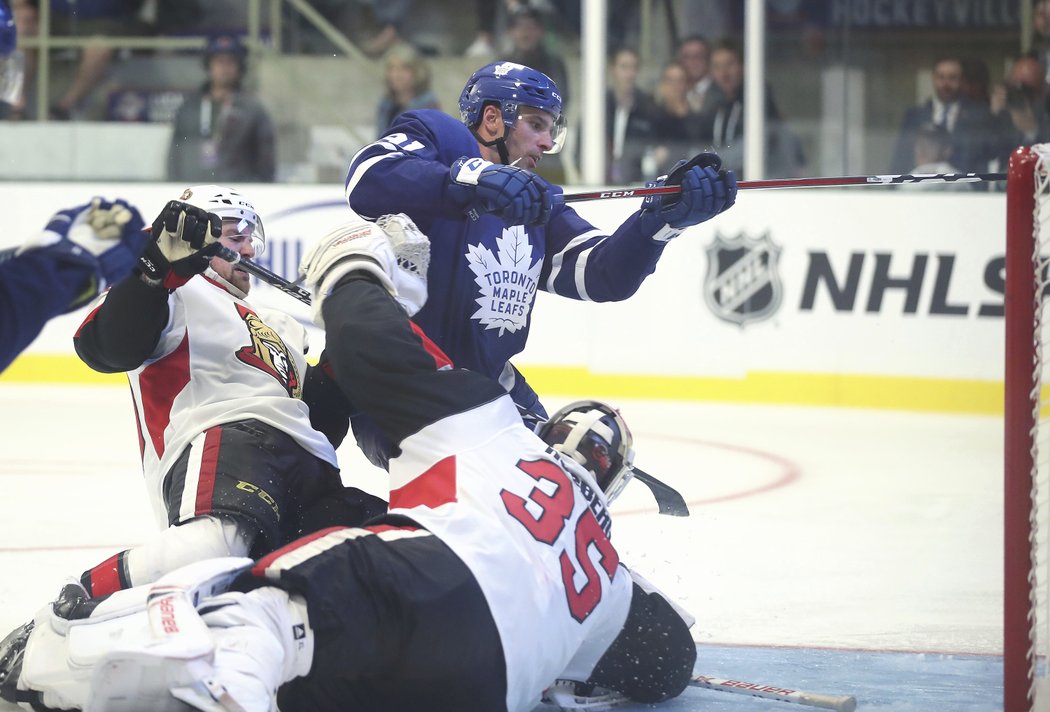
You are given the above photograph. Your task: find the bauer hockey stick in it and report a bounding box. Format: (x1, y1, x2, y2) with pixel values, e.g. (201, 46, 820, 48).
(689, 674, 857, 712)
(561, 170, 1008, 203)
(543, 675, 856, 711)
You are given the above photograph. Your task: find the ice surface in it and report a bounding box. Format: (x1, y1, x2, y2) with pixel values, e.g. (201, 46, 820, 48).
(0, 385, 1004, 710)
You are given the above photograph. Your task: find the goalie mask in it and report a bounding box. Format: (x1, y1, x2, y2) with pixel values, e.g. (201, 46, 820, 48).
(178, 184, 265, 255)
(539, 400, 635, 503)
(459, 61, 566, 160)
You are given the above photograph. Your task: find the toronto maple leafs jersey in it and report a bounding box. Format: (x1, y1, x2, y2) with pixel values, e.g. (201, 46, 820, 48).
(318, 277, 634, 712)
(76, 270, 338, 527)
(344, 109, 674, 393)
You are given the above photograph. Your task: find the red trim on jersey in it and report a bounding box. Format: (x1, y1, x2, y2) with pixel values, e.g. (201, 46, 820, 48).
(364, 523, 421, 534)
(74, 302, 105, 338)
(129, 384, 145, 463)
(139, 332, 191, 459)
(408, 320, 453, 370)
(194, 427, 222, 516)
(250, 525, 349, 578)
(88, 552, 123, 596)
(390, 455, 458, 509)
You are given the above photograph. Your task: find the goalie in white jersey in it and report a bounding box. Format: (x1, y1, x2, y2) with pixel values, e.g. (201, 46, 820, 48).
(68, 186, 385, 598)
(0, 215, 695, 712)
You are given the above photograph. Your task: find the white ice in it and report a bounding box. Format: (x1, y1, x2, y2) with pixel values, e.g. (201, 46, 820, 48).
(0, 384, 1003, 710)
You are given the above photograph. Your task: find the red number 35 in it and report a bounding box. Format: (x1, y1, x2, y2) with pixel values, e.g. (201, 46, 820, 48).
(501, 458, 620, 622)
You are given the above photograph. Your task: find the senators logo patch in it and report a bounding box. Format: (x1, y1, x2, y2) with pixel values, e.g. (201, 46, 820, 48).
(234, 303, 302, 398)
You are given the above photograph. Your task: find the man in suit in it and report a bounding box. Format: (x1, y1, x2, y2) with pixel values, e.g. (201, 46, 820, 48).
(891, 55, 994, 173)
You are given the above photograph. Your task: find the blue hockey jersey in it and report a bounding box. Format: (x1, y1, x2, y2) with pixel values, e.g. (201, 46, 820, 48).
(345, 109, 672, 407)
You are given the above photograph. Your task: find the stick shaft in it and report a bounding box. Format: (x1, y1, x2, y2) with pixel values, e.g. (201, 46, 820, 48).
(213, 245, 313, 305)
(561, 171, 1007, 203)
(690, 675, 856, 712)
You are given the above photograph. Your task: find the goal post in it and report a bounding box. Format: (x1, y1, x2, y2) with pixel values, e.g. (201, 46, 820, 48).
(1006, 144, 1050, 712)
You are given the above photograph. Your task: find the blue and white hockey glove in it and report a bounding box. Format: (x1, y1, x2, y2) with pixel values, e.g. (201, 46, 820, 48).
(640, 152, 737, 235)
(448, 156, 554, 226)
(16, 198, 147, 311)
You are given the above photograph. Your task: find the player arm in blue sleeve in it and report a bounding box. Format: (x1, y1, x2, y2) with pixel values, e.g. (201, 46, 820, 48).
(0, 252, 100, 373)
(542, 153, 738, 302)
(345, 110, 484, 224)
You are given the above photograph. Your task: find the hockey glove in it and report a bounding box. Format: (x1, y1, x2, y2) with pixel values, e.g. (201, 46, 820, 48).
(16, 198, 148, 311)
(299, 213, 431, 327)
(640, 152, 738, 235)
(448, 156, 554, 225)
(137, 200, 223, 290)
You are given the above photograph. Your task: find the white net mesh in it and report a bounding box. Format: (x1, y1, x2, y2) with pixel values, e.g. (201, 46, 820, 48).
(1031, 143, 1050, 711)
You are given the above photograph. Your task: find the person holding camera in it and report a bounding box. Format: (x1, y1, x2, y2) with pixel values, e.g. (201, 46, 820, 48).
(988, 55, 1050, 172)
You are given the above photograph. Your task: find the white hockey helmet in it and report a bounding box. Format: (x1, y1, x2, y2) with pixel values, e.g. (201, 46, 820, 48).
(539, 400, 635, 503)
(177, 184, 265, 254)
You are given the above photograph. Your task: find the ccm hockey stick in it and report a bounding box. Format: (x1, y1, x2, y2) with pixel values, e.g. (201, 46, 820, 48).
(561, 170, 1007, 203)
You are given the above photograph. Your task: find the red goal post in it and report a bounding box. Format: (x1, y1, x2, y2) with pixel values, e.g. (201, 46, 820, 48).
(1006, 144, 1050, 712)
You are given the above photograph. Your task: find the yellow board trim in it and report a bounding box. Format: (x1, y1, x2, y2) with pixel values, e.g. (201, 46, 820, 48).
(0, 356, 1003, 415)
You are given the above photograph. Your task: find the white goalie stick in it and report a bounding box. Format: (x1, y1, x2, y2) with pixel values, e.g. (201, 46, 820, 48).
(543, 674, 856, 712)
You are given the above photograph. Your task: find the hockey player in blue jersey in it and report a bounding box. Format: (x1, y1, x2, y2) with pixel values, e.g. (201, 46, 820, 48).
(345, 60, 737, 466)
(0, 197, 147, 373)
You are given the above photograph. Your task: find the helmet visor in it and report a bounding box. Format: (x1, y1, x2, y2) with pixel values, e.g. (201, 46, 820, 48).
(511, 109, 567, 154)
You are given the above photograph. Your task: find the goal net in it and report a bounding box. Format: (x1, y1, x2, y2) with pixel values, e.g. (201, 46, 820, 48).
(1006, 143, 1050, 712)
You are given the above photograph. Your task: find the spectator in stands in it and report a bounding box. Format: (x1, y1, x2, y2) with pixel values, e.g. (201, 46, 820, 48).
(464, 0, 500, 57)
(701, 38, 805, 179)
(0, 0, 22, 120)
(961, 56, 992, 110)
(505, 6, 569, 106)
(1032, 0, 1050, 85)
(45, 0, 147, 120)
(901, 122, 971, 191)
(605, 45, 656, 183)
(375, 43, 439, 138)
(890, 55, 993, 173)
(675, 35, 720, 117)
(167, 34, 276, 183)
(989, 55, 1050, 172)
(650, 59, 703, 173)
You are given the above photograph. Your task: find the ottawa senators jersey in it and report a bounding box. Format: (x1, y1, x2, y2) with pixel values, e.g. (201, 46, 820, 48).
(387, 396, 633, 711)
(316, 278, 634, 712)
(122, 270, 337, 526)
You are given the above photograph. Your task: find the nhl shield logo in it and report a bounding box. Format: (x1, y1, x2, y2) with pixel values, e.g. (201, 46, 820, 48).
(703, 232, 783, 326)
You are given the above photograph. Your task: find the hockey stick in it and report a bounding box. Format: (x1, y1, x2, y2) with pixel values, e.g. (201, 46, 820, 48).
(213, 246, 313, 305)
(689, 674, 856, 711)
(543, 675, 855, 711)
(633, 467, 688, 516)
(561, 170, 1007, 203)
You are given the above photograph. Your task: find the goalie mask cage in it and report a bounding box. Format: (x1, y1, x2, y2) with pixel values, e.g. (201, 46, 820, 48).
(1007, 143, 1050, 712)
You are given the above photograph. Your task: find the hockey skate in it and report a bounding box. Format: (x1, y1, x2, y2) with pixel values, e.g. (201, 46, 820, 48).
(0, 581, 90, 707)
(0, 619, 33, 705)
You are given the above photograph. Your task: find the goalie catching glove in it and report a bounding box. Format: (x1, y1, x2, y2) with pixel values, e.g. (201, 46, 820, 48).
(16, 198, 147, 312)
(640, 152, 737, 238)
(299, 213, 431, 328)
(137, 200, 224, 290)
(448, 156, 556, 226)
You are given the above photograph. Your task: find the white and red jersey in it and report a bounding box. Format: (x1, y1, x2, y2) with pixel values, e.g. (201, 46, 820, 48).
(387, 390, 633, 712)
(109, 270, 337, 525)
